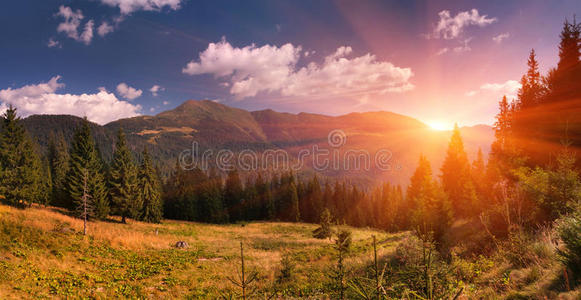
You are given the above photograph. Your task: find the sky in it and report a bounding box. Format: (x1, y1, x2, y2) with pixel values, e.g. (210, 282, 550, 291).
(1, 0, 580, 128)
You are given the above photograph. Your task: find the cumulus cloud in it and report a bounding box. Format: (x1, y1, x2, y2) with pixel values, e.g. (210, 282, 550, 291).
(183, 39, 414, 99)
(97, 21, 115, 37)
(116, 83, 143, 100)
(99, 0, 183, 14)
(466, 80, 521, 100)
(56, 6, 94, 45)
(492, 32, 510, 43)
(149, 85, 165, 96)
(47, 38, 61, 48)
(162, 100, 169, 105)
(0, 76, 141, 124)
(431, 9, 496, 39)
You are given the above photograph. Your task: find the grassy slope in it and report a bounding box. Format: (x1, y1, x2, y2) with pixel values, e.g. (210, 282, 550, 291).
(0, 204, 405, 299)
(2, 204, 580, 299)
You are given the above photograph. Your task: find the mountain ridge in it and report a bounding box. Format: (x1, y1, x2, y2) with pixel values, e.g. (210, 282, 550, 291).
(19, 99, 494, 186)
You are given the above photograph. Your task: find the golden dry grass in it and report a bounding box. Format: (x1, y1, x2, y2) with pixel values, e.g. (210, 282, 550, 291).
(0, 204, 403, 299)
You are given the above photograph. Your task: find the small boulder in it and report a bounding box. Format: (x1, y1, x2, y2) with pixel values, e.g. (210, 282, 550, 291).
(175, 241, 189, 248)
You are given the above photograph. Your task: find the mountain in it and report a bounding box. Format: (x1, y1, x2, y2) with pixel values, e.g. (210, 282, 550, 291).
(19, 100, 494, 186)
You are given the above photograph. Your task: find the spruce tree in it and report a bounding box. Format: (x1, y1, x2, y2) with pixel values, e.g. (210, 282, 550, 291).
(557, 18, 581, 72)
(139, 147, 163, 223)
(409, 155, 453, 246)
(109, 128, 140, 223)
(289, 181, 300, 222)
(440, 124, 477, 217)
(224, 169, 243, 221)
(306, 175, 323, 222)
(517, 49, 544, 109)
(199, 168, 226, 223)
(67, 118, 109, 219)
(48, 132, 70, 208)
(0, 106, 43, 208)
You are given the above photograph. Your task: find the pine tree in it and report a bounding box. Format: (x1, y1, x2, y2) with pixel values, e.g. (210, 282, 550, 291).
(517, 49, 544, 109)
(224, 169, 243, 221)
(440, 124, 477, 217)
(242, 176, 259, 220)
(313, 208, 333, 239)
(48, 132, 70, 208)
(307, 175, 323, 222)
(198, 168, 226, 223)
(409, 155, 453, 246)
(558, 18, 581, 72)
(138, 147, 163, 223)
(109, 128, 140, 223)
(0, 106, 43, 208)
(38, 156, 52, 206)
(407, 155, 432, 211)
(289, 181, 301, 222)
(254, 173, 270, 219)
(67, 118, 109, 220)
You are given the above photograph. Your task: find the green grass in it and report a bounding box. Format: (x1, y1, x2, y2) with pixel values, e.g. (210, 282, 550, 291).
(0, 204, 400, 298)
(1, 204, 580, 299)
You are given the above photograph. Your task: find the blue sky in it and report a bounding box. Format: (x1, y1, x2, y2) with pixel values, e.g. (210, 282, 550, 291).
(1, 0, 580, 126)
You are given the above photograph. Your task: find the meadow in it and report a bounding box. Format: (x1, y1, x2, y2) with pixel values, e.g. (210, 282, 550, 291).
(0, 203, 404, 299)
(1, 203, 580, 299)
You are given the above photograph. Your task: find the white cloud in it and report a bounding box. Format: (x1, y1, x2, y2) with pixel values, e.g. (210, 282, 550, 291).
(0, 76, 141, 124)
(432, 9, 497, 39)
(453, 37, 472, 53)
(116, 83, 142, 100)
(466, 80, 521, 100)
(97, 21, 115, 37)
(436, 48, 449, 56)
(162, 100, 169, 105)
(492, 32, 510, 43)
(47, 38, 61, 48)
(149, 85, 165, 96)
(183, 39, 414, 99)
(0, 102, 7, 116)
(149, 107, 155, 112)
(80, 20, 94, 45)
(56, 6, 94, 45)
(99, 0, 183, 14)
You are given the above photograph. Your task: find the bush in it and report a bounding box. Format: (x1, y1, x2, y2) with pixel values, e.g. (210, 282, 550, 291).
(556, 211, 581, 280)
(276, 252, 294, 283)
(312, 209, 333, 239)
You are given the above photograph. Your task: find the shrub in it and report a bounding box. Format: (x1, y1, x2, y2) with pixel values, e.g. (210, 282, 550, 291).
(556, 211, 581, 280)
(276, 252, 294, 283)
(313, 209, 333, 239)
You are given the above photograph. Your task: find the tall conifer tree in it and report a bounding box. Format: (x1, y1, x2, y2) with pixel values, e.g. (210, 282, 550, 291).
(67, 118, 109, 219)
(48, 132, 70, 207)
(0, 106, 43, 208)
(139, 147, 163, 223)
(224, 169, 243, 221)
(109, 128, 140, 223)
(440, 124, 477, 217)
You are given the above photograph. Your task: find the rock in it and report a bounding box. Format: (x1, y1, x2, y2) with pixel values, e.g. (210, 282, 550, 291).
(175, 241, 189, 248)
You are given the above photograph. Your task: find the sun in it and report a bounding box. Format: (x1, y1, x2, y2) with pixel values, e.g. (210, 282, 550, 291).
(427, 121, 449, 131)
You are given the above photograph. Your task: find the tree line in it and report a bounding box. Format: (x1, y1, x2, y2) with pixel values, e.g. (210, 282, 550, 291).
(0, 108, 163, 223)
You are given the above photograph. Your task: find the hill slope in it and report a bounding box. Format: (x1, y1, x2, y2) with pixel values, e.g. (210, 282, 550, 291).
(20, 100, 494, 185)
(0, 204, 403, 298)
